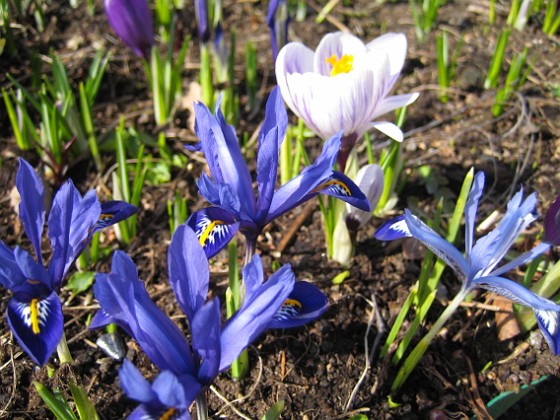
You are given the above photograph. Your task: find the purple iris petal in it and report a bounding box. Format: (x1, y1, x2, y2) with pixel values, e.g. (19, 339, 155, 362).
(194, 0, 210, 43)
(186, 207, 240, 259)
(267, 0, 289, 59)
(104, 0, 154, 59)
(544, 195, 560, 246)
(0, 242, 26, 290)
(168, 224, 210, 323)
(16, 159, 45, 265)
(6, 291, 63, 366)
(190, 298, 221, 384)
(93, 201, 138, 234)
(374, 215, 410, 241)
(268, 281, 328, 329)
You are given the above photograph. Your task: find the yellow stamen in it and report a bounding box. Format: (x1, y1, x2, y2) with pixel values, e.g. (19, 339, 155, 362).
(199, 220, 225, 246)
(284, 299, 302, 308)
(30, 298, 41, 334)
(160, 408, 176, 420)
(313, 180, 351, 196)
(325, 54, 354, 76)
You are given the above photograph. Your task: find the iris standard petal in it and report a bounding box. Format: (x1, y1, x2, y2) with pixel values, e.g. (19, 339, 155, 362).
(472, 275, 560, 354)
(374, 215, 410, 241)
(104, 0, 154, 59)
(267, 281, 328, 329)
(153, 370, 200, 410)
(191, 298, 221, 384)
(404, 210, 470, 282)
(197, 173, 242, 217)
(16, 159, 46, 264)
(6, 291, 63, 366)
(0, 241, 26, 289)
(193, 102, 255, 218)
(48, 182, 101, 284)
(168, 225, 209, 324)
(119, 359, 158, 403)
(93, 251, 195, 374)
(464, 171, 485, 255)
(242, 254, 265, 303)
(219, 264, 295, 371)
(11, 247, 51, 296)
(186, 208, 240, 259)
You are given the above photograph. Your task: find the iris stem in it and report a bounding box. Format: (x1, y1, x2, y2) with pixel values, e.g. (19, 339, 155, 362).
(195, 392, 208, 420)
(392, 287, 468, 390)
(56, 332, 74, 364)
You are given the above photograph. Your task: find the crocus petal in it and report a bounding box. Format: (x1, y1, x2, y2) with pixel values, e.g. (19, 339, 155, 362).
(104, 0, 154, 59)
(317, 171, 371, 212)
(191, 298, 221, 384)
(275, 42, 315, 113)
(186, 208, 240, 259)
(16, 159, 45, 265)
(464, 172, 485, 256)
(404, 210, 470, 281)
(374, 215, 410, 241)
(93, 201, 138, 234)
(371, 93, 420, 121)
(219, 264, 295, 371)
(119, 359, 158, 403)
(313, 32, 366, 77)
(168, 225, 209, 324)
(365, 33, 408, 84)
(369, 121, 404, 142)
(194, 101, 255, 218)
(48, 182, 101, 284)
(93, 251, 195, 374)
(267, 281, 328, 329)
(544, 194, 560, 246)
(472, 275, 560, 354)
(7, 292, 63, 366)
(346, 164, 384, 228)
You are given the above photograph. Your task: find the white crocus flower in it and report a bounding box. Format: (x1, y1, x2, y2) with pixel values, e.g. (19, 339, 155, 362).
(275, 31, 419, 171)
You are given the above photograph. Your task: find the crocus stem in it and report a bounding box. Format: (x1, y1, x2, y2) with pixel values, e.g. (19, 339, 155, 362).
(56, 332, 74, 364)
(392, 287, 469, 391)
(195, 392, 208, 420)
(337, 132, 358, 173)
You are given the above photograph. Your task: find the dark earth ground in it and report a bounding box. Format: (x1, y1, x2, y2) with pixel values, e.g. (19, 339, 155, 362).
(1, 0, 560, 418)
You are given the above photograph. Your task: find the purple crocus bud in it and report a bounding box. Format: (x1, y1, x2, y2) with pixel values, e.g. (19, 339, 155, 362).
(104, 0, 154, 60)
(544, 195, 560, 246)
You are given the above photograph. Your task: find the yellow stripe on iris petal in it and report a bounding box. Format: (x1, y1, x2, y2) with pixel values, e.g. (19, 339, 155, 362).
(284, 299, 302, 308)
(325, 54, 354, 76)
(30, 298, 41, 334)
(199, 220, 225, 246)
(160, 408, 176, 420)
(313, 179, 351, 196)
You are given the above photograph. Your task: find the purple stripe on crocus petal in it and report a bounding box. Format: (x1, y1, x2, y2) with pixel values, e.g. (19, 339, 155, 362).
(119, 359, 158, 403)
(16, 159, 46, 265)
(404, 210, 470, 281)
(267, 281, 328, 329)
(92, 201, 138, 234)
(544, 194, 560, 246)
(48, 182, 101, 284)
(242, 254, 265, 303)
(93, 251, 195, 374)
(464, 171, 485, 256)
(317, 171, 371, 212)
(104, 0, 154, 59)
(275, 42, 315, 112)
(168, 225, 209, 324)
(219, 264, 295, 371)
(191, 298, 221, 384)
(186, 208, 240, 259)
(7, 292, 63, 366)
(374, 215, 410, 241)
(313, 32, 366, 77)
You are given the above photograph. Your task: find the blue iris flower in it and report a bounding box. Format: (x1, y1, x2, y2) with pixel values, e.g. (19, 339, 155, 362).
(375, 171, 560, 354)
(0, 158, 137, 365)
(267, 0, 289, 60)
(91, 224, 327, 418)
(186, 86, 371, 259)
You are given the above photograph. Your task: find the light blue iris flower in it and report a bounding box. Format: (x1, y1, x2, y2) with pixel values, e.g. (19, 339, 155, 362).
(376, 171, 560, 354)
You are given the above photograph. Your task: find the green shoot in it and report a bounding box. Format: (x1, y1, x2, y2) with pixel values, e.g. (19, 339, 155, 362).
(484, 29, 511, 90)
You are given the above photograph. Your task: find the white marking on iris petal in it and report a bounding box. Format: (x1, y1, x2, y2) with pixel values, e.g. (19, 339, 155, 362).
(15, 298, 51, 334)
(196, 215, 231, 247)
(274, 299, 302, 321)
